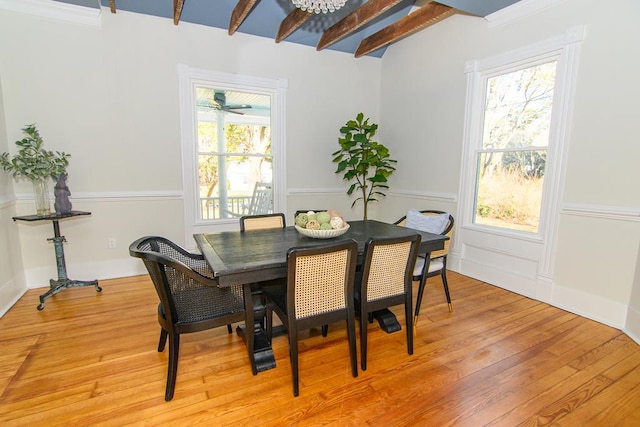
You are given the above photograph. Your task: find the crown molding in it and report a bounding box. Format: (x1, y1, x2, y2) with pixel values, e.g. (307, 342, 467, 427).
(486, 0, 568, 28)
(0, 0, 101, 27)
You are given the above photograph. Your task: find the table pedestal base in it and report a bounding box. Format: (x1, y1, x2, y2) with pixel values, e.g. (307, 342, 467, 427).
(38, 278, 101, 310)
(373, 309, 402, 333)
(236, 324, 276, 372)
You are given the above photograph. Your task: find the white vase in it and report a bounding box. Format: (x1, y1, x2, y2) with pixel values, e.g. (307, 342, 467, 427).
(32, 179, 51, 216)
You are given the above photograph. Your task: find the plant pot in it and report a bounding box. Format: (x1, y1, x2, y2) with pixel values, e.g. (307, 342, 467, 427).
(32, 179, 51, 216)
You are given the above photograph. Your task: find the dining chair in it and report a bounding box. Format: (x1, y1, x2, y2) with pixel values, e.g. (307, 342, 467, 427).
(394, 210, 455, 323)
(240, 212, 286, 231)
(129, 236, 245, 401)
(357, 234, 421, 370)
(293, 209, 333, 336)
(239, 213, 287, 331)
(263, 239, 359, 396)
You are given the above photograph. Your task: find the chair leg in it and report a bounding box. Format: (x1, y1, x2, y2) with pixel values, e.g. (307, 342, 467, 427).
(360, 309, 368, 371)
(405, 294, 414, 355)
(321, 324, 328, 337)
(414, 276, 427, 327)
(346, 310, 358, 378)
(290, 337, 299, 397)
(227, 324, 232, 334)
(165, 333, 180, 401)
(441, 270, 453, 313)
(158, 328, 168, 352)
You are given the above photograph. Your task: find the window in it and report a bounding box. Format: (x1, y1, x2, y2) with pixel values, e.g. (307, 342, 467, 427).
(179, 65, 287, 238)
(195, 87, 272, 220)
(474, 61, 556, 233)
(458, 27, 583, 280)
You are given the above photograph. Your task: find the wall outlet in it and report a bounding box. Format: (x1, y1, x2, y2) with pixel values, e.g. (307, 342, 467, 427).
(108, 238, 117, 249)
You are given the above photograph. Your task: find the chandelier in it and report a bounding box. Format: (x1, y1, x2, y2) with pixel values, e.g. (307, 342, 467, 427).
(291, 0, 347, 14)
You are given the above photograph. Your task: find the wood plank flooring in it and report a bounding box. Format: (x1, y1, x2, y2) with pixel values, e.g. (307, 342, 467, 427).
(1, 272, 639, 426)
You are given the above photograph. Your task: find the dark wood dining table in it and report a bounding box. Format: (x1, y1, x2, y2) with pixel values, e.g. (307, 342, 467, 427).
(194, 219, 448, 374)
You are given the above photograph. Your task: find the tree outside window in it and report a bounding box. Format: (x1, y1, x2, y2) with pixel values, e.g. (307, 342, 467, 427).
(474, 61, 556, 233)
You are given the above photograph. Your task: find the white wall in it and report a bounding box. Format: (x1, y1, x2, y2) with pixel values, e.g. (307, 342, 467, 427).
(378, 0, 640, 334)
(0, 3, 381, 315)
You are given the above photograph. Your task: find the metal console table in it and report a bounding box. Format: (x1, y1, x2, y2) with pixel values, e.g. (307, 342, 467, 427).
(12, 210, 101, 310)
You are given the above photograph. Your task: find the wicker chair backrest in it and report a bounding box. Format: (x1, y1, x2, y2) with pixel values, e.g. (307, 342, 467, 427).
(395, 210, 454, 259)
(365, 240, 414, 301)
(240, 213, 286, 231)
(287, 240, 357, 320)
(131, 237, 244, 325)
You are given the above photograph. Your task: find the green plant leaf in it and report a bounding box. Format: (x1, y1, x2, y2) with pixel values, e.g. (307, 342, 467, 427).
(332, 113, 396, 219)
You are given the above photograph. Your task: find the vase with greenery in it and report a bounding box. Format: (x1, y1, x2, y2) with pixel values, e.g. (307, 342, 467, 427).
(0, 124, 70, 215)
(332, 113, 397, 220)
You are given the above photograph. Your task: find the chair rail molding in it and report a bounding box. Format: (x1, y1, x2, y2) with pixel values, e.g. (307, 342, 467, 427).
(388, 189, 457, 204)
(0, 194, 16, 209)
(0, 0, 101, 27)
(286, 188, 457, 205)
(561, 202, 640, 222)
(287, 187, 347, 196)
(14, 190, 183, 203)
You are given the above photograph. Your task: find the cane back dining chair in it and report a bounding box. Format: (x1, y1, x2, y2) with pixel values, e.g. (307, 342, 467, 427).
(293, 209, 333, 336)
(357, 234, 421, 370)
(129, 236, 245, 401)
(394, 210, 455, 324)
(239, 213, 287, 329)
(240, 212, 286, 231)
(263, 239, 359, 396)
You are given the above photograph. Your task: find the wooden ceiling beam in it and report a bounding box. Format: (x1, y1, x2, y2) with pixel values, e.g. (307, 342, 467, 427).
(173, 0, 184, 25)
(276, 8, 312, 43)
(355, 2, 455, 58)
(229, 0, 261, 35)
(317, 0, 403, 51)
(108, 0, 116, 14)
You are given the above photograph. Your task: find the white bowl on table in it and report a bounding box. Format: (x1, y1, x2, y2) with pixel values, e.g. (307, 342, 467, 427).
(295, 223, 350, 239)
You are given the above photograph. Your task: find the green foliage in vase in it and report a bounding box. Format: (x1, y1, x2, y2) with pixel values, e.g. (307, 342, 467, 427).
(332, 113, 397, 220)
(0, 124, 70, 181)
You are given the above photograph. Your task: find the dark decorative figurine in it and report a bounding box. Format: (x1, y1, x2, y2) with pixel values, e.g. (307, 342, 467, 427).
(54, 173, 73, 214)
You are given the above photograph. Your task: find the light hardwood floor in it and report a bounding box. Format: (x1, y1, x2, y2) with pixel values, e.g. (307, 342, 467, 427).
(1, 272, 639, 426)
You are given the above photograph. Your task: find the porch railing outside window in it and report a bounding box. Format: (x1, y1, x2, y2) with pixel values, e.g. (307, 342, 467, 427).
(200, 195, 273, 220)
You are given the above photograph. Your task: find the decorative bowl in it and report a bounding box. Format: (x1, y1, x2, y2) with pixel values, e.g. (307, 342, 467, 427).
(295, 223, 350, 239)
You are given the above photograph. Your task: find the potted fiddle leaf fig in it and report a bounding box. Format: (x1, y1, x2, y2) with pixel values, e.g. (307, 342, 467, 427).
(0, 123, 70, 215)
(332, 113, 397, 220)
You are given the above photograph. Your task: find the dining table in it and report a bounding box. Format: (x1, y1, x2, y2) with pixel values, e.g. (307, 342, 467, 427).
(194, 219, 448, 374)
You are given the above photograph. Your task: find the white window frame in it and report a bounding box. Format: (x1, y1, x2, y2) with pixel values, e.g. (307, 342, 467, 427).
(178, 65, 288, 243)
(458, 26, 584, 278)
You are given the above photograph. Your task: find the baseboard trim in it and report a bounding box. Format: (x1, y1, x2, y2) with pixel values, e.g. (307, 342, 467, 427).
(624, 305, 640, 345)
(0, 278, 27, 317)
